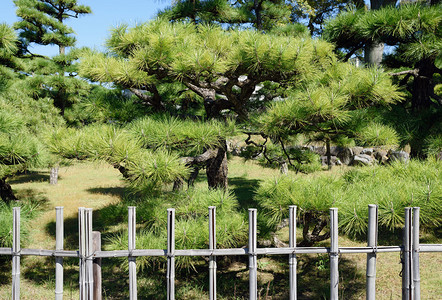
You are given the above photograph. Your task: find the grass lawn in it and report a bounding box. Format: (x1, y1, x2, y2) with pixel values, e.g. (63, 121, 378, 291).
(0, 157, 440, 299)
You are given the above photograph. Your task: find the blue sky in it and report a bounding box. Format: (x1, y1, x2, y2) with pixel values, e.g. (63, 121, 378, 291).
(0, 0, 169, 56)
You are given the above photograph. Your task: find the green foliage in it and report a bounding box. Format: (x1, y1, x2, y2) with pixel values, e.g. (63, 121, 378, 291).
(128, 115, 236, 156)
(13, 0, 91, 50)
(255, 159, 442, 238)
(79, 19, 341, 118)
(424, 134, 442, 157)
(257, 62, 403, 142)
(356, 122, 399, 147)
(65, 86, 148, 125)
(106, 188, 247, 270)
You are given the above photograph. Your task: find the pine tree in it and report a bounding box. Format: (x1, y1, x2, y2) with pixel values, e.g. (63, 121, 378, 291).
(324, 4, 442, 110)
(13, 0, 92, 116)
(0, 23, 63, 201)
(159, 0, 291, 31)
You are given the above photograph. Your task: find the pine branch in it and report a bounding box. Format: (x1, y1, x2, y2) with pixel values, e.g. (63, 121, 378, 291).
(389, 69, 419, 77)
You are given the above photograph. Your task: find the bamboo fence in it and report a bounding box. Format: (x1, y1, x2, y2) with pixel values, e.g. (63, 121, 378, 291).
(1, 205, 441, 300)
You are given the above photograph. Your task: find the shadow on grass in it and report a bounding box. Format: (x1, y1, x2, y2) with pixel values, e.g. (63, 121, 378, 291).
(229, 176, 262, 210)
(86, 186, 127, 198)
(8, 171, 50, 185)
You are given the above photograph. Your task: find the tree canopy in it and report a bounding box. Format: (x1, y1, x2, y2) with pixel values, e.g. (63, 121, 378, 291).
(324, 3, 442, 110)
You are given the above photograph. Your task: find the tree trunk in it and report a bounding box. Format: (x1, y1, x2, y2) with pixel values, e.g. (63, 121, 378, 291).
(326, 139, 332, 170)
(50, 165, 59, 185)
(206, 141, 228, 190)
(364, 0, 396, 66)
(0, 177, 18, 202)
(364, 41, 384, 67)
(173, 177, 184, 191)
(412, 59, 436, 110)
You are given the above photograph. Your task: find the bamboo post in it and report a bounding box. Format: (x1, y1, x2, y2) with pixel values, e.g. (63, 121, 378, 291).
(248, 208, 257, 300)
(78, 207, 86, 300)
(402, 208, 412, 300)
(92, 231, 102, 300)
(55, 207, 64, 300)
(128, 206, 137, 300)
(412, 207, 420, 300)
(12, 207, 20, 300)
(366, 205, 378, 300)
(330, 208, 339, 300)
(208, 206, 217, 300)
(167, 208, 175, 300)
(86, 208, 94, 299)
(289, 205, 297, 300)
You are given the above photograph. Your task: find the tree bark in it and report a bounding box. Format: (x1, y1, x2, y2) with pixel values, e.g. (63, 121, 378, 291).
(412, 59, 437, 110)
(206, 141, 228, 190)
(326, 139, 332, 170)
(364, 41, 384, 67)
(181, 143, 228, 190)
(364, 0, 396, 66)
(50, 165, 59, 185)
(0, 177, 18, 202)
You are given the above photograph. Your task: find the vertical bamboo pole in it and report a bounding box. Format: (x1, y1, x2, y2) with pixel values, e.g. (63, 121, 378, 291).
(208, 206, 217, 300)
(289, 205, 297, 300)
(329, 208, 339, 300)
(248, 208, 257, 300)
(55, 207, 64, 300)
(92, 231, 102, 300)
(128, 206, 137, 300)
(78, 207, 86, 300)
(167, 209, 175, 300)
(86, 208, 94, 299)
(402, 208, 412, 300)
(366, 205, 378, 300)
(412, 207, 420, 300)
(12, 207, 20, 300)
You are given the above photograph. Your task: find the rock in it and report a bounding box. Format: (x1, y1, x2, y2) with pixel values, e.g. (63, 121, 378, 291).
(330, 146, 341, 156)
(352, 147, 364, 155)
(352, 154, 374, 166)
(337, 147, 354, 165)
(311, 146, 326, 156)
(361, 148, 374, 156)
(374, 149, 388, 164)
(388, 150, 410, 163)
(321, 156, 341, 166)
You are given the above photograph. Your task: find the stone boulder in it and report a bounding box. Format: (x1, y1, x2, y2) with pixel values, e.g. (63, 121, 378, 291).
(321, 156, 342, 166)
(352, 154, 374, 166)
(361, 148, 374, 156)
(337, 147, 354, 165)
(388, 150, 410, 163)
(351, 147, 364, 156)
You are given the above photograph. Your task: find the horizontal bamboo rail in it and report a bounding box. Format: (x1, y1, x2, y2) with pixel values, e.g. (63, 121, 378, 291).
(3, 245, 442, 258)
(2, 205, 442, 300)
